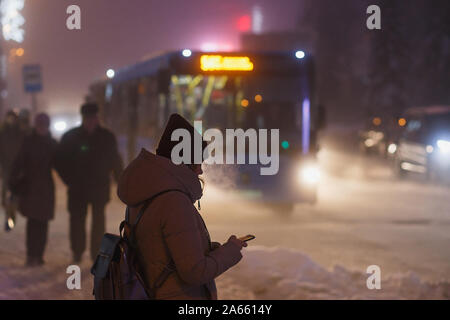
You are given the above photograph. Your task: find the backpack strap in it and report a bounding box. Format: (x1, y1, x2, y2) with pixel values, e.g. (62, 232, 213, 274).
(147, 261, 176, 299)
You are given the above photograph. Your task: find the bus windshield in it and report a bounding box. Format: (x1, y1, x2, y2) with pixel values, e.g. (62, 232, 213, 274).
(170, 74, 305, 133)
(239, 75, 304, 132)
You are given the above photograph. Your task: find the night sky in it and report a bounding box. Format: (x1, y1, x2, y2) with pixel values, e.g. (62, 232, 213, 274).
(5, 0, 300, 115)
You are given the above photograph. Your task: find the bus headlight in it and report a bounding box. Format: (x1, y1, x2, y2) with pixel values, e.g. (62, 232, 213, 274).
(299, 164, 320, 185)
(437, 139, 450, 155)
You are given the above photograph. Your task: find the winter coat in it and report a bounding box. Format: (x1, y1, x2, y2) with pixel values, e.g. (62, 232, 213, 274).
(117, 149, 243, 300)
(9, 131, 57, 221)
(0, 123, 25, 176)
(55, 126, 123, 203)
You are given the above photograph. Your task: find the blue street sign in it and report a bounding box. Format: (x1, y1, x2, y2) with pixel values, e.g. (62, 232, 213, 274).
(23, 64, 43, 93)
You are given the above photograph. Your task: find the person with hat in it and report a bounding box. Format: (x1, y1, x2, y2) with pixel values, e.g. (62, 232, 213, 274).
(56, 102, 123, 263)
(9, 113, 57, 266)
(0, 110, 26, 232)
(117, 113, 246, 300)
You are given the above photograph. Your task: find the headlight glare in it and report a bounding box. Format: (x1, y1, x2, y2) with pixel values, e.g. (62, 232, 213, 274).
(437, 140, 450, 154)
(299, 164, 320, 185)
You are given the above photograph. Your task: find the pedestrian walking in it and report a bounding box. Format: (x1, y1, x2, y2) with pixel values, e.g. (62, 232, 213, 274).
(56, 103, 123, 262)
(9, 113, 57, 266)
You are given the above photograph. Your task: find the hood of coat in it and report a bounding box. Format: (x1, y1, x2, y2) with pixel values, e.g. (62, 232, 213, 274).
(117, 149, 202, 206)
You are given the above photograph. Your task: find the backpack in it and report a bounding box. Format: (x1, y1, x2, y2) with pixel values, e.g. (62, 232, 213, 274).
(90, 189, 187, 300)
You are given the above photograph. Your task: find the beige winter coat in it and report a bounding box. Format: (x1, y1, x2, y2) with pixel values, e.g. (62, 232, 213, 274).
(117, 149, 242, 299)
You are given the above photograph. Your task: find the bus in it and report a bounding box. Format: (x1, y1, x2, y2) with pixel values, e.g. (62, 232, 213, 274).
(87, 50, 324, 210)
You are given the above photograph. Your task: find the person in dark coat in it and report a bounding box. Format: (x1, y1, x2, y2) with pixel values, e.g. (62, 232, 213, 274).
(9, 113, 57, 266)
(18, 109, 32, 134)
(0, 110, 26, 231)
(117, 114, 246, 300)
(55, 103, 123, 262)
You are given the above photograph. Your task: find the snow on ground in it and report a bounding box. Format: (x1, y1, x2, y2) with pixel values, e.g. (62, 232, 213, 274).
(217, 246, 450, 300)
(1, 234, 449, 300)
(1, 198, 449, 300)
(0, 215, 97, 300)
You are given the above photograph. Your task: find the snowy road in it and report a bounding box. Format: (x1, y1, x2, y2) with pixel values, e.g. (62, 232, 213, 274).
(1, 132, 449, 299)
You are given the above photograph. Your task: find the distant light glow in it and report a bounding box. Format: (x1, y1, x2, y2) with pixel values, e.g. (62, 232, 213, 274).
(252, 5, 263, 34)
(201, 43, 218, 52)
(372, 117, 382, 126)
(182, 49, 192, 57)
(281, 140, 289, 149)
(426, 145, 434, 154)
(105, 83, 113, 101)
(54, 121, 67, 132)
(398, 118, 407, 127)
(365, 138, 375, 148)
(368, 130, 384, 141)
(7, 217, 14, 229)
(302, 98, 310, 154)
(15, 47, 24, 56)
(106, 69, 115, 79)
(1, 0, 25, 43)
(200, 42, 233, 52)
(254, 94, 262, 103)
(236, 15, 251, 32)
(295, 50, 305, 59)
(241, 99, 249, 107)
(200, 41, 234, 52)
(200, 55, 254, 71)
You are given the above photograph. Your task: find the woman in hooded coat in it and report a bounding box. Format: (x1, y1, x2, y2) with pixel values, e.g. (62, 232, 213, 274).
(117, 114, 246, 300)
(9, 113, 57, 266)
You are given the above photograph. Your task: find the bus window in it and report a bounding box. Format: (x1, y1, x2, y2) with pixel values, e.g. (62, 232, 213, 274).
(238, 75, 305, 135)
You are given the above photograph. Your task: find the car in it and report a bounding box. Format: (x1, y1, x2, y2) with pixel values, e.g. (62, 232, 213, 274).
(395, 106, 450, 183)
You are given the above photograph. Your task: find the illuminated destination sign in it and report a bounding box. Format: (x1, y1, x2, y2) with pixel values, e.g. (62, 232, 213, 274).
(200, 55, 254, 71)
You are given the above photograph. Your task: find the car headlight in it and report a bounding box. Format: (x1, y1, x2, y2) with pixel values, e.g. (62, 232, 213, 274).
(388, 143, 397, 154)
(437, 139, 450, 154)
(299, 164, 320, 185)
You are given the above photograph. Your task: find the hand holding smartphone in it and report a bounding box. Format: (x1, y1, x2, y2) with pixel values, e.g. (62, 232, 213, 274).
(238, 234, 255, 242)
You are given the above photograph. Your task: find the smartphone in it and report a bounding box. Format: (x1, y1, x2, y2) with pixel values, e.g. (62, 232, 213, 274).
(238, 234, 255, 242)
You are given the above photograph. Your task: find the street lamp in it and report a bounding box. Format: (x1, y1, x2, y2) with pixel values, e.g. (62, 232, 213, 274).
(0, 0, 26, 117)
(1, 0, 25, 43)
(15, 47, 23, 56)
(295, 50, 305, 59)
(182, 49, 192, 57)
(106, 69, 115, 79)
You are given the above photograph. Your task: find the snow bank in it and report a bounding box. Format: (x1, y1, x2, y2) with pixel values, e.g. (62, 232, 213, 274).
(1, 244, 449, 300)
(217, 246, 450, 300)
